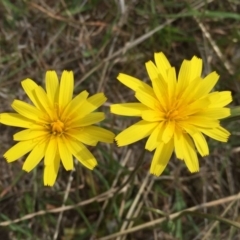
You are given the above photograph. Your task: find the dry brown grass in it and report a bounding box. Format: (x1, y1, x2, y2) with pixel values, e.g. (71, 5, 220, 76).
(0, 0, 240, 239)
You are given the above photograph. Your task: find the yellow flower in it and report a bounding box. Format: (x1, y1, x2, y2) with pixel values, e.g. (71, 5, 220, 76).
(111, 52, 232, 175)
(0, 70, 115, 186)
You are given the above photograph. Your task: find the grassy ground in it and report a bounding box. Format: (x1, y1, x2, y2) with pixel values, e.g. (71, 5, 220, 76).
(0, 0, 240, 239)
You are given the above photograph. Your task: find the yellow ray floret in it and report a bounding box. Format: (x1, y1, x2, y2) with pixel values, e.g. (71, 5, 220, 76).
(111, 52, 232, 175)
(0, 70, 115, 186)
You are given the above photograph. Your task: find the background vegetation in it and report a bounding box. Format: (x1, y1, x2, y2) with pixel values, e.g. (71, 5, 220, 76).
(0, 0, 240, 239)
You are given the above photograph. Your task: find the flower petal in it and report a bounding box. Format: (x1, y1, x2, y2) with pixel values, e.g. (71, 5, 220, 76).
(117, 73, 154, 95)
(111, 103, 148, 116)
(80, 126, 115, 143)
(174, 128, 184, 160)
(75, 93, 106, 119)
(177, 59, 191, 93)
(162, 121, 175, 143)
(66, 129, 98, 146)
(201, 71, 219, 95)
(4, 140, 38, 162)
(154, 52, 171, 79)
(34, 86, 54, 120)
(14, 129, 48, 141)
(70, 112, 105, 127)
(145, 61, 168, 110)
(116, 120, 158, 146)
(21, 79, 42, 109)
(145, 60, 159, 82)
(181, 134, 199, 172)
(22, 140, 47, 172)
(198, 108, 230, 119)
(44, 154, 60, 186)
(190, 132, 209, 157)
(0, 113, 37, 128)
(189, 56, 202, 81)
(184, 116, 219, 128)
(57, 136, 73, 170)
(11, 100, 47, 123)
(145, 122, 164, 151)
(59, 71, 74, 113)
(208, 91, 232, 108)
(150, 139, 174, 176)
(44, 137, 57, 165)
(45, 71, 59, 106)
(67, 137, 97, 170)
(61, 90, 89, 120)
(199, 126, 230, 142)
(142, 110, 164, 122)
(167, 67, 177, 100)
(135, 87, 159, 110)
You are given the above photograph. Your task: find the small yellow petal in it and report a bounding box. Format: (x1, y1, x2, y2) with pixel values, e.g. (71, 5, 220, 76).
(67, 137, 97, 170)
(192, 73, 219, 100)
(174, 128, 184, 160)
(189, 56, 202, 81)
(81, 126, 115, 143)
(11, 100, 47, 123)
(111, 103, 148, 116)
(57, 136, 73, 171)
(75, 93, 106, 119)
(150, 139, 174, 176)
(59, 71, 74, 113)
(117, 73, 154, 95)
(45, 71, 59, 106)
(116, 120, 158, 146)
(142, 110, 164, 122)
(198, 108, 230, 119)
(177, 59, 191, 93)
(70, 112, 105, 127)
(44, 154, 60, 186)
(200, 126, 230, 142)
(4, 140, 38, 162)
(177, 77, 201, 102)
(190, 132, 209, 157)
(61, 90, 89, 120)
(145, 61, 168, 110)
(21, 79, 42, 110)
(145, 122, 164, 151)
(135, 87, 159, 110)
(162, 121, 175, 143)
(145, 60, 159, 82)
(14, 129, 49, 141)
(181, 134, 199, 172)
(0, 113, 36, 128)
(208, 91, 232, 108)
(201, 71, 219, 95)
(34, 86, 54, 120)
(44, 137, 57, 165)
(154, 52, 171, 79)
(22, 140, 47, 172)
(167, 67, 177, 100)
(66, 129, 98, 146)
(184, 116, 219, 128)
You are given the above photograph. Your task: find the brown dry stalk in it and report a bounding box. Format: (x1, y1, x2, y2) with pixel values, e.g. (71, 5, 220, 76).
(0, 187, 122, 227)
(98, 193, 240, 240)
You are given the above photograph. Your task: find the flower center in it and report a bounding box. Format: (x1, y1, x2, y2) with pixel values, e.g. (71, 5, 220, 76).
(165, 109, 179, 120)
(51, 119, 64, 135)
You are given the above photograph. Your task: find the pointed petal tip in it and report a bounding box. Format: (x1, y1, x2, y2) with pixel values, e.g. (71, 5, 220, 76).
(22, 166, 31, 173)
(86, 161, 98, 170)
(188, 168, 199, 173)
(115, 138, 124, 147)
(44, 182, 54, 187)
(149, 170, 160, 177)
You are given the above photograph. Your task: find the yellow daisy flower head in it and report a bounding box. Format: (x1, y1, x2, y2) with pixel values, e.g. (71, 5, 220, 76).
(0, 70, 115, 186)
(111, 52, 232, 176)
